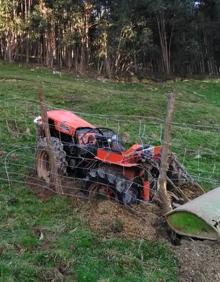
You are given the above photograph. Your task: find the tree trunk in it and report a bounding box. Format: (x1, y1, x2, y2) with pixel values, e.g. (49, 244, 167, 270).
(105, 57, 111, 79)
(156, 14, 171, 75)
(79, 41, 86, 74)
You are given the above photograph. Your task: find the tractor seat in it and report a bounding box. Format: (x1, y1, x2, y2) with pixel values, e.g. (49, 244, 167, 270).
(77, 133, 97, 145)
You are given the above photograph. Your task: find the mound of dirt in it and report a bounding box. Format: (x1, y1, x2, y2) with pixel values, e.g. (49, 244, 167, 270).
(172, 239, 220, 282)
(81, 200, 161, 241)
(26, 173, 161, 241)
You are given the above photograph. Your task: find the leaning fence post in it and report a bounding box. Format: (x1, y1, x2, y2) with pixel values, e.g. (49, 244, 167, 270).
(157, 92, 175, 214)
(37, 88, 63, 194)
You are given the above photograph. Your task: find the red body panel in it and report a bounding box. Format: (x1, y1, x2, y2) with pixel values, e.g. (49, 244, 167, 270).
(143, 181, 150, 201)
(96, 148, 138, 167)
(96, 145, 161, 167)
(153, 146, 161, 158)
(47, 110, 94, 136)
(95, 145, 142, 167)
(122, 144, 142, 163)
(96, 149, 124, 163)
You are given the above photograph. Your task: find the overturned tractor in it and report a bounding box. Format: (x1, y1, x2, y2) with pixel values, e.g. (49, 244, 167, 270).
(34, 110, 203, 207)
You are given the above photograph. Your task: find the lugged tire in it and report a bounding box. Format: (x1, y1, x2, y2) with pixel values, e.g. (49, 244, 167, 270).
(85, 165, 139, 205)
(36, 137, 68, 183)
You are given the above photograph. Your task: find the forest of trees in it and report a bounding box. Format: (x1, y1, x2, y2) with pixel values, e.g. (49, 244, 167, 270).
(0, 0, 219, 78)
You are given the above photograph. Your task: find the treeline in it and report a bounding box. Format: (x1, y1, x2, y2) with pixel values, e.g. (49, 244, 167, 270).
(0, 0, 219, 78)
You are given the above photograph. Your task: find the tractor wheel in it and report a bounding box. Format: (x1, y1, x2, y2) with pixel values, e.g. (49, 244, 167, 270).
(36, 137, 67, 183)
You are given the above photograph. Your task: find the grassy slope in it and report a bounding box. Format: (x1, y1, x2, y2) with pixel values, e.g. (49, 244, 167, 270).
(0, 61, 220, 281)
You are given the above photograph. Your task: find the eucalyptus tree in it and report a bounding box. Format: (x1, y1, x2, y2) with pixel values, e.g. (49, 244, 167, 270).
(0, 0, 219, 76)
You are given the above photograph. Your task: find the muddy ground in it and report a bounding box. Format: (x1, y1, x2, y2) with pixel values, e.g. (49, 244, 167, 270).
(172, 239, 220, 282)
(26, 175, 220, 282)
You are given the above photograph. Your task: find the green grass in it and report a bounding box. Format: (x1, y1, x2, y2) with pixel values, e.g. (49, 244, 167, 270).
(0, 61, 220, 281)
(0, 185, 177, 281)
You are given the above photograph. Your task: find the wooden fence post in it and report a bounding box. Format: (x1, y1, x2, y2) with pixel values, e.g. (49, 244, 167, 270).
(157, 92, 175, 214)
(38, 88, 63, 194)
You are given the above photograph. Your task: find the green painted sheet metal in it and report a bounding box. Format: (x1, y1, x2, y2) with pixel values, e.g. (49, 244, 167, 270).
(166, 187, 220, 240)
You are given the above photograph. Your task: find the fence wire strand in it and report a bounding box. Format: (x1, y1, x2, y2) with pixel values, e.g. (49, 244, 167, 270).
(1, 98, 220, 210)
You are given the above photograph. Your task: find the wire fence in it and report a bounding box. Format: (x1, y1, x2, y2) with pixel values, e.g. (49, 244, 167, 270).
(0, 98, 220, 210)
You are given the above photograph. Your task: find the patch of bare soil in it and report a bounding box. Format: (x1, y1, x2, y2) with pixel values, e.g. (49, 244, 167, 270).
(26, 173, 82, 201)
(26, 174, 55, 201)
(172, 239, 220, 282)
(81, 200, 161, 241)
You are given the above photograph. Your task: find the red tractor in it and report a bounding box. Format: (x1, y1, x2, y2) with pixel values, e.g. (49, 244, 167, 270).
(34, 110, 202, 205)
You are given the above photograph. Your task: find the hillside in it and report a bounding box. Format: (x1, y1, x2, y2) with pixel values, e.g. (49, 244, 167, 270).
(0, 62, 220, 281)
